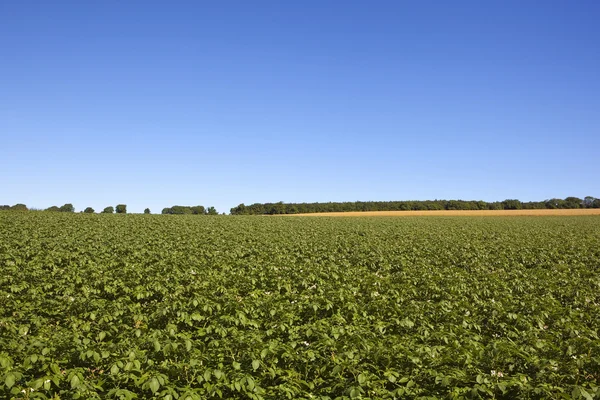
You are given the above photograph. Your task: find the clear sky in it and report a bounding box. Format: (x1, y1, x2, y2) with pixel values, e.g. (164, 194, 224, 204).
(2, 1, 599, 213)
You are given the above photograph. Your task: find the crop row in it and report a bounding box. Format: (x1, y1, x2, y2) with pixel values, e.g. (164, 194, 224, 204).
(1, 213, 599, 399)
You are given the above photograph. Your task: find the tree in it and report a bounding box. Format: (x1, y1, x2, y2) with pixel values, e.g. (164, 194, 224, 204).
(206, 206, 218, 215)
(190, 206, 205, 215)
(102, 206, 114, 214)
(84, 207, 95, 213)
(583, 196, 597, 208)
(144, 208, 151, 214)
(116, 204, 127, 214)
(171, 205, 192, 214)
(161, 207, 173, 214)
(564, 197, 583, 209)
(501, 199, 522, 210)
(45, 206, 60, 212)
(11, 204, 28, 211)
(59, 203, 75, 213)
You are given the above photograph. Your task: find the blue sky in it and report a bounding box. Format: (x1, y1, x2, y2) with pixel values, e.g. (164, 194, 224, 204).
(1, 1, 599, 213)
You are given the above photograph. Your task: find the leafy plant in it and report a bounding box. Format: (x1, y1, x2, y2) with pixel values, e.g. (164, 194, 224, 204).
(1, 213, 599, 399)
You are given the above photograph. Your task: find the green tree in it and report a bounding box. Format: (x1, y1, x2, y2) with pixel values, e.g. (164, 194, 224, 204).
(11, 204, 28, 211)
(501, 199, 522, 210)
(206, 206, 218, 215)
(564, 197, 583, 209)
(45, 206, 60, 212)
(190, 206, 205, 215)
(583, 196, 596, 208)
(161, 207, 173, 214)
(102, 206, 114, 214)
(144, 208, 151, 214)
(171, 205, 192, 214)
(59, 203, 75, 213)
(84, 207, 95, 213)
(116, 204, 127, 214)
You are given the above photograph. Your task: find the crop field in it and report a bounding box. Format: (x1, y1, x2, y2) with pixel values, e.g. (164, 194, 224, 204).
(1, 213, 599, 400)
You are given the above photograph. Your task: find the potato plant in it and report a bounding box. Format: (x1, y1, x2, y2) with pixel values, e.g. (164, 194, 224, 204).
(1, 213, 599, 399)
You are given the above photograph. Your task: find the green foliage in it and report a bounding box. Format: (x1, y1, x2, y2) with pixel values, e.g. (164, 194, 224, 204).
(102, 206, 115, 214)
(45, 206, 61, 212)
(144, 208, 151, 214)
(59, 203, 75, 213)
(84, 207, 95, 214)
(1, 213, 599, 399)
(116, 204, 127, 214)
(9, 203, 28, 211)
(206, 206, 218, 215)
(162, 205, 214, 215)
(230, 196, 596, 214)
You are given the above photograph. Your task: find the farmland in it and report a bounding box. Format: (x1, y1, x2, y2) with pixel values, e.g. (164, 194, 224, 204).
(1, 213, 599, 399)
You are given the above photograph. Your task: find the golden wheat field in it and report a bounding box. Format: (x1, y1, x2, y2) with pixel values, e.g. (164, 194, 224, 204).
(282, 209, 600, 217)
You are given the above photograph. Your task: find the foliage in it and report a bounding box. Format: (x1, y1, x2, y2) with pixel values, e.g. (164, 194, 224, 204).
(116, 204, 127, 214)
(59, 204, 75, 213)
(1, 213, 599, 399)
(161, 205, 215, 215)
(84, 207, 95, 214)
(102, 206, 115, 214)
(230, 196, 598, 214)
(144, 208, 151, 214)
(206, 207, 218, 215)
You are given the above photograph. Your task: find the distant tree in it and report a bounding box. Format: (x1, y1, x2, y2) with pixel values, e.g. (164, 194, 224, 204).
(102, 206, 114, 214)
(564, 197, 583, 209)
(583, 196, 596, 208)
(545, 198, 565, 209)
(190, 206, 205, 215)
(501, 199, 522, 210)
(171, 205, 192, 214)
(84, 207, 95, 213)
(0, 205, 11, 210)
(230, 204, 247, 215)
(206, 206, 218, 215)
(45, 206, 60, 212)
(144, 208, 151, 214)
(11, 204, 28, 211)
(59, 203, 75, 213)
(116, 204, 127, 214)
(161, 207, 173, 214)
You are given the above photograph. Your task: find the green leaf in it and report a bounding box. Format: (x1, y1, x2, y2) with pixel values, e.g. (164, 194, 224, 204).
(233, 361, 241, 370)
(71, 374, 80, 389)
(252, 360, 260, 371)
(358, 373, 366, 385)
(148, 377, 160, 393)
(5, 373, 15, 389)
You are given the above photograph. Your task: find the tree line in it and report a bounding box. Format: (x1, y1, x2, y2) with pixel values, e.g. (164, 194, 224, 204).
(161, 205, 218, 215)
(0, 204, 218, 215)
(230, 196, 600, 215)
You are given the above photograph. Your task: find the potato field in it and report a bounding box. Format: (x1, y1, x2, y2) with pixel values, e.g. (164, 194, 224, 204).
(1, 213, 599, 399)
